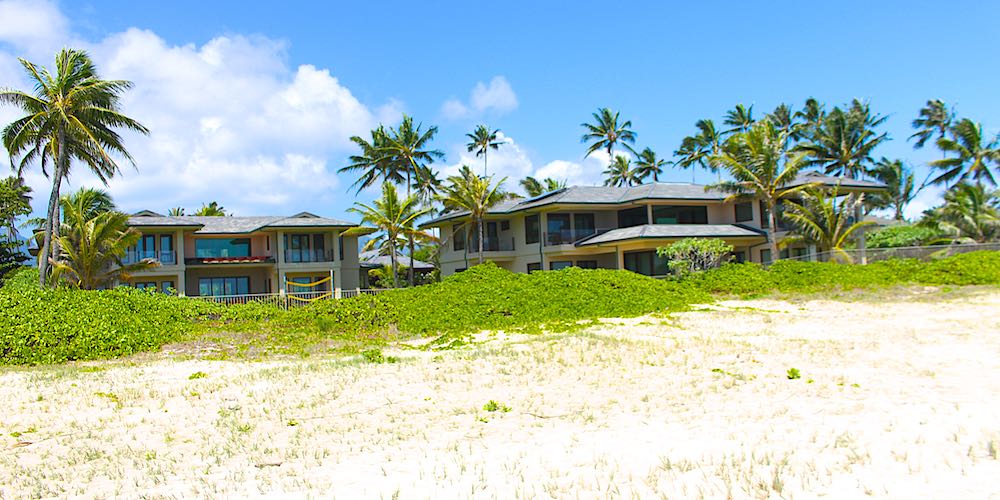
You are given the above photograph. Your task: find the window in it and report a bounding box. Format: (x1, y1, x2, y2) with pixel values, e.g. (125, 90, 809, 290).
(652, 206, 708, 224)
(546, 214, 571, 245)
(549, 260, 572, 270)
(780, 249, 790, 260)
(161, 281, 174, 294)
(289, 275, 329, 292)
(199, 277, 250, 297)
(159, 234, 175, 264)
(453, 224, 466, 251)
(760, 249, 772, 263)
(576, 260, 598, 269)
(793, 247, 808, 258)
(624, 251, 668, 276)
(131, 234, 155, 261)
(195, 238, 250, 258)
(500, 220, 510, 231)
(735, 202, 753, 223)
(313, 234, 326, 259)
(574, 213, 595, 238)
(734, 251, 747, 263)
(338, 235, 344, 261)
(527, 262, 542, 272)
(618, 207, 648, 228)
(134, 282, 157, 291)
(525, 215, 540, 244)
(284, 234, 326, 262)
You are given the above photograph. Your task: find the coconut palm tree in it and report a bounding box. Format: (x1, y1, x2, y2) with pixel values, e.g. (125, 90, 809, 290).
(49, 196, 158, 289)
(928, 119, 999, 187)
(62, 187, 115, 220)
(708, 121, 814, 258)
(1, 48, 149, 286)
(339, 125, 404, 193)
(603, 155, 640, 187)
(412, 165, 443, 211)
(465, 125, 504, 177)
(194, 202, 226, 216)
(437, 165, 506, 265)
(674, 119, 726, 182)
(910, 99, 954, 149)
(0, 176, 31, 240)
(634, 147, 668, 183)
(793, 98, 826, 142)
(795, 99, 888, 179)
(922, 182, 1000, 243)
(519, 176, 565, 197)
(766, 104, 799, 138)
(723, 104, 755, 133)
(781, 188, 875, 262)
(167, 207, 185, 216)
(581, 108, 637, 162)
(347, 182, 430, 288)
(870, 158, 917, 221)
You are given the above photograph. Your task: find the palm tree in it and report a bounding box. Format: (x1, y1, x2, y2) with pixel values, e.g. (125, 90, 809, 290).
(708, 121, 814, 258)
(723, 104, 755, 133)
(922, 182, 1000, 243)
(412, 165, 443, 211)
(194, 202, 226, 216)
(793, 98, 826, 142)
(910, 99, 954, 149)
(603, 155, 640, 187)
(167, 207, 185, 216)
(781, 188, 875, 262)
(581, 108, 637, 162)
(519, 176, 566, 197)
(674, 119, 726, 182)
(795, 99, 888, 179)
(62, 187, 115, 220)
(634, 147, 668, 183)
(870, 158, 917, 221)
(339, 125, 404, 193)
(49, 196, 158, 289)
(347, 182, 430, 288)
(1, 48, 149, 286)
(0, 176, 32, 240)
(384, 115, 443, 286)
(766, 104, 798, 138)
(928, 119, 999, 187)
(465, 125, 504, 177)
(437, 165, 506, 265)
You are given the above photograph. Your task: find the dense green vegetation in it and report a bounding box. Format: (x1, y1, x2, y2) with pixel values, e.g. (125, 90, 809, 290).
(2, 252, 999, 366)
(866, 225, 944, 248)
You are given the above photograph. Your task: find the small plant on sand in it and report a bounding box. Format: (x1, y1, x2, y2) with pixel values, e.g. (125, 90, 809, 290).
(786, 368, 801, 380)
(188, 371, 207, 380)
(361, 349, 384, 363)
(483, 400, 511, 413)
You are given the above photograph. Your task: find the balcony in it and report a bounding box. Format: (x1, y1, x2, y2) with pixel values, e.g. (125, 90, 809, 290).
(123, 250, 177, 265)
(185, 254, 274, 265)
(468, 237, 515, 252)
(284, 248, 334, 263)
(544, 228, 612, 246)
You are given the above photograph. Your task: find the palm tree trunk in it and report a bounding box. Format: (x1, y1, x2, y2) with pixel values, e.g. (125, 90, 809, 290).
(766, 200, 779, 261)
(39, 131, 68, 287)
(389, 235, 399, 288)
(478, 217, 484, 265)
(406, 170, 415, 288)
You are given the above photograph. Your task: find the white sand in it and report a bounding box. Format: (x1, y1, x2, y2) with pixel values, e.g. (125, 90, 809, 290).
(2, 288, 1000, 498)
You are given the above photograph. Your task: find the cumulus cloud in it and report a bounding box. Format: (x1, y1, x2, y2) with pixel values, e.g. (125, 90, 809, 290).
(0, 0, 67, 57)
(440, 76, 518, 120)
(0, 1, 397, 217)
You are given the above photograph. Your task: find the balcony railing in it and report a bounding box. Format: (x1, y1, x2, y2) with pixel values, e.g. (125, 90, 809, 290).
(543, 228, 612, 246)
(468, 237, 515, 252)
(284, 248, 334, 263)
(123, 250, 176, 265)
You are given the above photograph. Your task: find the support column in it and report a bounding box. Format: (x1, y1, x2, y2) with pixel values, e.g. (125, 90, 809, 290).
(332, 268, 341, 299)
(175, 229, 186, 296)
(616, 246, 625, 270)
(854, 204, 867, 264)
(646, 204, 653, 224)
(807, 243, 817, 262)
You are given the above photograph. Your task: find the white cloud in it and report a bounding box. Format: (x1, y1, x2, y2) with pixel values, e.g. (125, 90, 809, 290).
(0, 2, 397, 217)
(440, 75, 518, 120)
(0, 0, 67, 57)
(905, 184, 944, 220)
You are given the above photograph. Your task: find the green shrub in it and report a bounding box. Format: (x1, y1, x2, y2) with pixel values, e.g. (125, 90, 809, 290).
(867, 225, 943, 248)
(657, 238, 734, 276)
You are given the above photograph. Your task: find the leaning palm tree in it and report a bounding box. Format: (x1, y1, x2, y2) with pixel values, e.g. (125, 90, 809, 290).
(519, 176, 566, 197)
(870, 158, 917, 221)
(781, 188, 875, 262)
(723, 104, 755, 133)
(1, 48, 149, 286)
(194, 202, 226, 216)
(437, 165, 506, 265)
(928, 119, 999, 187)
(910, 99, 954, 149)
(347, 182, 430, 288)
(674, 119, 727, 182)
(50, 197, 158, 289)
(339, 125, 404, 193)
(465, 125, 504, 177)
(709, 121, 814, 258)
(603, 155, 640, 187)
(634, 147, 668, 183)
(581, 107, 637, 162)
(795, 99, 888, 179)
(922, 182, 1000, 243)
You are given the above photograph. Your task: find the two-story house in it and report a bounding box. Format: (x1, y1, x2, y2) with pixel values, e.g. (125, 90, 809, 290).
(122, 211, 371, 296)
(422, 172, 886, 277)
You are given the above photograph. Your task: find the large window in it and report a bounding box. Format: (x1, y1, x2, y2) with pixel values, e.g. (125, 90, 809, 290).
(159, 234, 175, 264)
(652, 206, 708, 224)
(549, 260, 572, 270)
(735, 202, 753, 223)
(574, 213, 595, 238)
(576, 260, 598, 269)
(525, 215, 540, 244)
(618, 207, 648, 228)
(284, 234, 327, 262)
(453, 224, 466, 251)
(546, 214, 571, 245)
(195, 238, 250, 258)
(199, 276, 249, 296)
(624, 251, 668, 276)
(527, 262, 541, 272)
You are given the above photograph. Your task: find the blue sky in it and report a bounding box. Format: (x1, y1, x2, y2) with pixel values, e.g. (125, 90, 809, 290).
(1, 0, 998, 221)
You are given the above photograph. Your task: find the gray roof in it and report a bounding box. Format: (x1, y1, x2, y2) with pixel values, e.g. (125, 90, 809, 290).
(359, 250, 435, 270)
(128, 211, 357, 234)
(577, 224, 767, 246)
(786, 171, 887, 191)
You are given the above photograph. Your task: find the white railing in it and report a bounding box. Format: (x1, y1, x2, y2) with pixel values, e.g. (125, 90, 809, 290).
(766, 242, 1000, 265)
(185, 288, 390, 307)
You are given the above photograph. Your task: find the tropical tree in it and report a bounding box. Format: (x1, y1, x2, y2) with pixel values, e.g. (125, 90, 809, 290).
(167, 207, 185, 216)
(781, 188, 875, 262)
(634, 147, 668, 182)
(870, 158, 917, 221)
(437, 165, 506, 265)
(62, 187, 115, 220)
(910, 99, 954, 149)
(194, 202, 226, 216)
(465, 125, 504, 177)
(581, 107, 637, 161)
(347, 182, 430, 288)
(921, 182, 1000, 243)
(793, 98, 826, 142)
(795, 99, 888, 179)
(708, 121, 813, 258)
(0, 176, 31, 278)
(927, 119, 999, 187)
(766, 104, 796, 137)
(603, 155, 640, 187)
(412, 165, 443, 211)
(339, 125, 403, 192)
(723, 104, 755, 133)
(674, 119, 726, 182)
(1, 48, 149, 286)
(49, 196, 158, 289)
(519, 176, 566, 197)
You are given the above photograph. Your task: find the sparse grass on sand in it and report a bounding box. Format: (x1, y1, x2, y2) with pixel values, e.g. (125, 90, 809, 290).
(2, 287, 1000, 498)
